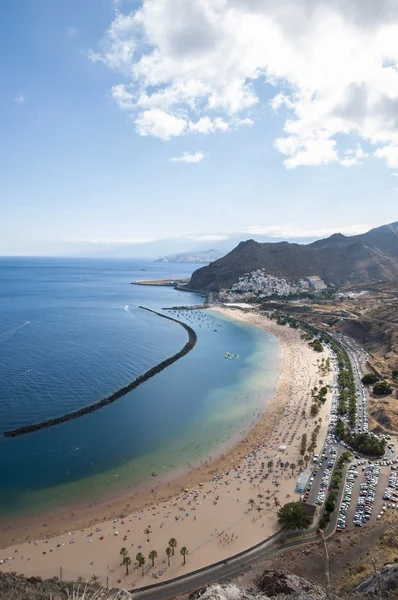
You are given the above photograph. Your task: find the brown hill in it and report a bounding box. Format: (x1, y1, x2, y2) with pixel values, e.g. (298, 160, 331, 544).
(189, 222, 398, 291)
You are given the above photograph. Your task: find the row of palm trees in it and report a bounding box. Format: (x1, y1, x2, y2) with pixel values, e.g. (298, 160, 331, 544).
(119, 538, 188, 577)
(247, 494, 281, 515)
(266, 458, 308, 475)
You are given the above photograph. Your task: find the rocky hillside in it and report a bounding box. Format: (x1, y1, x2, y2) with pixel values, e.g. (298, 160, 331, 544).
(189, 222, 398, 291)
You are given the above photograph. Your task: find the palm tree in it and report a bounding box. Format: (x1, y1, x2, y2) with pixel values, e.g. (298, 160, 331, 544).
(304, 455, 309, 468)
(77, 576, 85, 583)
(166, 546, 172, 567)
(123, 554, 131, 576)
(267, 460, 274, 472)
(149, 550, 157, 567)
(120, 547, 128, 565)
(256, 505, 262, 517)
(297, 458, 304, 472)
(274, 497, 281, 509)
(136, 552, 146, 576)
(265, 501, 271, 511)
(248, 498, 255, 510)
(90, 574, 99, 584)
(180, 546, 188, 566)
(257, 493, 264, 502)
(290, 463, 296, 476)
(169, 538, 177, 555)
(144, 527, 151, 542)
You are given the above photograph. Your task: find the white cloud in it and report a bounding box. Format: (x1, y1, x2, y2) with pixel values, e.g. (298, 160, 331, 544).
(374, 145, 398, 168)
(170, 151, 205, 163)
(91, 0, 398, 166)
(135, 109, 187, 140)
(14, 93, 25, 104)
(390, 172, 398, 177)
(340, 144, 367, 167)
(246, 224, 369, 238)
(66, 26, 78, 38)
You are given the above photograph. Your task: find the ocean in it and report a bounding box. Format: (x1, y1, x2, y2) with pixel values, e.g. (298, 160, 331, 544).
(0, 257, 279, 519)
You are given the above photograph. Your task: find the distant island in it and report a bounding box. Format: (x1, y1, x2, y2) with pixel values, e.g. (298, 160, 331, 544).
(156, 248, 225, 264)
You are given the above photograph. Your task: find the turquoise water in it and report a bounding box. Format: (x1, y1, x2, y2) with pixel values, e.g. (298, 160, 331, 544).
(0, 258, 279, 518)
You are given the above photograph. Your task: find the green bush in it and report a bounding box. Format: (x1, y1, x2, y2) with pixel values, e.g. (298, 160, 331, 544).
(362, 373, 379, 385)
(373, 381, 393, 396)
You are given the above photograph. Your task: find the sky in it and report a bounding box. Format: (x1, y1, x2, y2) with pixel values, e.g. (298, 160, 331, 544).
(2, 0, 398, 256)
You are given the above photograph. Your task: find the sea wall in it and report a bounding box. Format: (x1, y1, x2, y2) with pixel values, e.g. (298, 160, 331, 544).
(3, 307, 197, 438)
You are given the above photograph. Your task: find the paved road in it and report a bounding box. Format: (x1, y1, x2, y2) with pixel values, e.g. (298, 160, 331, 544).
(131, 528, 322, 600)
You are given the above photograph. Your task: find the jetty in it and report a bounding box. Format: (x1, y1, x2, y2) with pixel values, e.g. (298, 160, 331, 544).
(3, 308, 197, 438)
(132, 278, 190, 286)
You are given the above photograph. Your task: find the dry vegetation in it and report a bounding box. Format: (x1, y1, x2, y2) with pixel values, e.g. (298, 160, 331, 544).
(246, 510, 398, 596)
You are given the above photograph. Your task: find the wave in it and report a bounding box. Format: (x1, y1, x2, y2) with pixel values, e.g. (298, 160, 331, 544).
(0, 321, 30, 344)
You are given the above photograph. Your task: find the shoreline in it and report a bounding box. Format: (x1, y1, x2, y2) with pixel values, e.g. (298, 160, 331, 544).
(0, 308, 333, 589)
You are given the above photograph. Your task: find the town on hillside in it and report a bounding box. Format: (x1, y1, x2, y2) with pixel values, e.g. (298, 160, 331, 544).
(219, 271, 327, 302)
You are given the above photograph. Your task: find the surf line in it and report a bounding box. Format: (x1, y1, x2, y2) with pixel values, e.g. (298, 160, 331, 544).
(3, 307, 197, 438)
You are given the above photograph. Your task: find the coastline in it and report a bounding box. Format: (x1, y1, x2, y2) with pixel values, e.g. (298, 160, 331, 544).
(0, 307, 333, 589)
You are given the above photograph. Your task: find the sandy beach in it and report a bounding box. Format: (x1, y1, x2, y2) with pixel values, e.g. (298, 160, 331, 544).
(0, 308, 333, 589)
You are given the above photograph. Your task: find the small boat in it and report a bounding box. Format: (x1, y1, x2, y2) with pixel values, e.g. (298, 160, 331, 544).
(151, 472, 157, 477)
(140, 268, 146, 271)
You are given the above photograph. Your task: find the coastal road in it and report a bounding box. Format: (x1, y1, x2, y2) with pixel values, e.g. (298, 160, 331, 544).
(130, 528, 322, 600)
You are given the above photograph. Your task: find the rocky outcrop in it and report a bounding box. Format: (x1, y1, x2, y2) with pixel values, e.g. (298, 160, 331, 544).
(354, 562, 398, 595)
(190, 570, 333, 600)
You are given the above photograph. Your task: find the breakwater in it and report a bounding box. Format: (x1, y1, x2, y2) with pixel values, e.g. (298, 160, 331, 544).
(3, 307, 197, 438)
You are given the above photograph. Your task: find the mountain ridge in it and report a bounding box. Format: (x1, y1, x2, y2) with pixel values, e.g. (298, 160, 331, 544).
(189, 221, 398, 291)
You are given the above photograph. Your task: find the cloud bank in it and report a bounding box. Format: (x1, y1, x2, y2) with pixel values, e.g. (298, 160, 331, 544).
(91, 0, 398, 168)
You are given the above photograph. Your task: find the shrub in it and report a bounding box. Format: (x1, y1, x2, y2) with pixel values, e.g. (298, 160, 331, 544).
(362, 373, 379, 385)
(373, 381, 393, 396)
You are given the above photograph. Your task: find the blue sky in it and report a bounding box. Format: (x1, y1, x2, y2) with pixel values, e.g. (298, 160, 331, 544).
(2, 0, 398, 256)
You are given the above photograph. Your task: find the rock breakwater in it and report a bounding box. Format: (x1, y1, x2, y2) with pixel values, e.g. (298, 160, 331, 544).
(3, 307, 197, 438)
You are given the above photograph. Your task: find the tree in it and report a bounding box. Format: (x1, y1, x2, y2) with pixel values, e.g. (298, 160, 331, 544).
(267, 460, 274, 472)
(144, 527, 151, 542)
(297, 459, 304, 472)
(304, 455, 309, 468)
(248, 498, 255, 510)
(290, 463, 296, 476)
(169, 538, 177, 556)
(274, 497, 281, 509)
(180, 546, 188, 565)
(362, 373, 379, 385)
(120, 547, 128, 565)
(256, 505, 262, 517)
(136, 552, 146, 576)
(373, 381, 393, 396)
(149, 550, 157, 567)
(123, 554, 131, 576)
(166, 546, 172, 567)
(257, 493, 264, 502)
(393, 369, 398, 381)
(90, 574, 99, 584)
(278, 502, 309, 530)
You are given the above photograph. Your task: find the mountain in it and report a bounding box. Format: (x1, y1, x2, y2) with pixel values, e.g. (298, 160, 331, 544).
(189, 222, 398, 291)
(156, 248, 225, 264)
